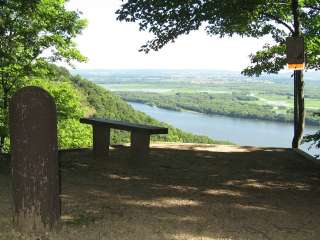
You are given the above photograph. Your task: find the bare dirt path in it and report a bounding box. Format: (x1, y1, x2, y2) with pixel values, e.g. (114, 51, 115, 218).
(0, 144, 320, 239)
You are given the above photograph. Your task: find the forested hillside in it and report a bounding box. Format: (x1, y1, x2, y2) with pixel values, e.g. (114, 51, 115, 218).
(118, 91, 320, 126)
(34, 66, 228, 148)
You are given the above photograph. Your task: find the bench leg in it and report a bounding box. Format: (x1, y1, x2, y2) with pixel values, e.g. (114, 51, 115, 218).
(93, 125, 110, 161)
(131, 132, 150, 160)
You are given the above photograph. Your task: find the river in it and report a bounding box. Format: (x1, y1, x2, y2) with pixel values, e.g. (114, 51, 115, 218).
(129, 102, 319, 155)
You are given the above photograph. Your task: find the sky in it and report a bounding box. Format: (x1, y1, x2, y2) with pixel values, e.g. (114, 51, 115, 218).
(66, 0, 272, 71)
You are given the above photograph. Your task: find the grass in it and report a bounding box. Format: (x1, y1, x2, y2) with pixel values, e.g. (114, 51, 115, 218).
(305, 99, 320, 109)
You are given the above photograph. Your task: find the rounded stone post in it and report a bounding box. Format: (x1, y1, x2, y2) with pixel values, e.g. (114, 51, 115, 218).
(9, 86, 60, 232)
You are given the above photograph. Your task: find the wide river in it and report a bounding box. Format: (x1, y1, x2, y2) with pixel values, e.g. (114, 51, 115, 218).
(129, 102, 319, 155)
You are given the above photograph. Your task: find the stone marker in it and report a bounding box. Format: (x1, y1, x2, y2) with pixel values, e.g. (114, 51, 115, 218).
(9, 86, 60, 232)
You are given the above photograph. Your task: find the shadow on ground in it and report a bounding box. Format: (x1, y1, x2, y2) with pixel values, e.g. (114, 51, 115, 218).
(1, 144, 320, 240)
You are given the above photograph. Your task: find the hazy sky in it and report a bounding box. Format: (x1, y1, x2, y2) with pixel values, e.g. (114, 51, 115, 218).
(66, 0, 272, 70)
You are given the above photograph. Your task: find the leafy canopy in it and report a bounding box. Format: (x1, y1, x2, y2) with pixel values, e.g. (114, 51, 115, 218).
(27, 78, 92, 149)
(0, 0, 87, 86)
(0, 0, 87, 152)
(116, 0, 320, 76)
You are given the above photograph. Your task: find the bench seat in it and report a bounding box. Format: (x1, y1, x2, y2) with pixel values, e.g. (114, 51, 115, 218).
(80, 117, 168, 161)
(80, 118, 168, 134)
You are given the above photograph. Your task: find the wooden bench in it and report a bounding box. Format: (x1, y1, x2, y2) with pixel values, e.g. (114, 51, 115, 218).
(80, 117, 168, 161)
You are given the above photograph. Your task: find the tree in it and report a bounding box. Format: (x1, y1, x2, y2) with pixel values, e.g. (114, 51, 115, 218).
(116, 0, 320, 148)
(0, 0, 87, 152)
(27, 78, 93, 149)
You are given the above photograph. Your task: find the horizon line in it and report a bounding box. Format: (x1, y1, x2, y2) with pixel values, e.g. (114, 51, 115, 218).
(69, 68, 319, 75)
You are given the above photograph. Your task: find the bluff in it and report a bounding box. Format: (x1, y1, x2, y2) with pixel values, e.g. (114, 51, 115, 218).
(41, 66, 228, 147)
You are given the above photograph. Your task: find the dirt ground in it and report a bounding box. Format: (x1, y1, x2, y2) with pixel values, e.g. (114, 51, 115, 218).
(0, 144, 320, 240)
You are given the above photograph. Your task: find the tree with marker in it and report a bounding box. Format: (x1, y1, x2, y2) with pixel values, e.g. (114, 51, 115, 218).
(116, 0, 320, 148)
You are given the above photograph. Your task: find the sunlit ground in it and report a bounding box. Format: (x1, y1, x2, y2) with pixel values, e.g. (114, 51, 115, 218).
(0, 144, 319, 240)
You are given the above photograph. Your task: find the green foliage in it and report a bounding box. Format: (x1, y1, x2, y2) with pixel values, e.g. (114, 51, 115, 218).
(0, 0, 87, 152)
(70, 74, 225, 144)
(0, 0, 86, 85)
(58, 119, 92, 149)
(12, 65, 224, 150)
(118, 91, 320, 125)
(28, 79, 84, 120)
(25, 78, 92, 149)
(303, 130, 320, 158)
(303, 112, 320, 158)
(116, 0, 320, 75)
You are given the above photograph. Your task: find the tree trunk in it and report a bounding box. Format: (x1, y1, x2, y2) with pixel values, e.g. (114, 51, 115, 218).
(291, 0, 304, 148)
(297, 71, 305, 144)
(0, 88, 9, 153)
(292, 70, 304, 148)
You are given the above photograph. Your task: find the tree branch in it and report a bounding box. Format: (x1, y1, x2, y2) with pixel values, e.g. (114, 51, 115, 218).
(304, 5, 320, 11)
(264, 13, 294, 34)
